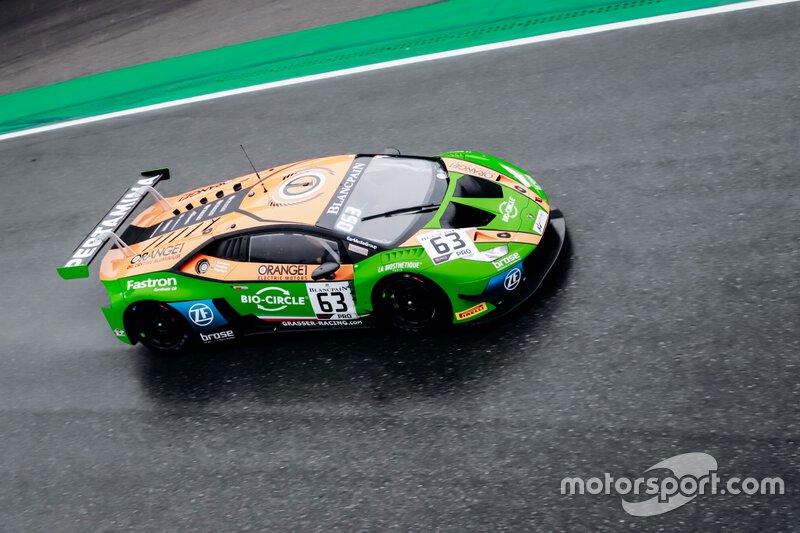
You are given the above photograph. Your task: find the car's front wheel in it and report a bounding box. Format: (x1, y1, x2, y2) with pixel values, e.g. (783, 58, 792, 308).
(374, 274, 451, 332)
(125, 301, 192, 354)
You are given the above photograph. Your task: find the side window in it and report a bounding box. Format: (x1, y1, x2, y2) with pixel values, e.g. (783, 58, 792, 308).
(249, 233, 341, 264)
(208, 235, 249, 261)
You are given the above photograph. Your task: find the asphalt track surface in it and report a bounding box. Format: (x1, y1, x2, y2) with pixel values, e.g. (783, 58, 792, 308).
(1, 4, 798, 530)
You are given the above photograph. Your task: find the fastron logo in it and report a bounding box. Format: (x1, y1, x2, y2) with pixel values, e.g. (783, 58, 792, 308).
(499, 197, 518, 223)
(241, 286, 306, 312)
(126, 278, 177, 291)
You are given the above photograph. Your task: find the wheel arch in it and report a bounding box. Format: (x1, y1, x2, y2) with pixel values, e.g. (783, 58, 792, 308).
(370, 272, 453, 328)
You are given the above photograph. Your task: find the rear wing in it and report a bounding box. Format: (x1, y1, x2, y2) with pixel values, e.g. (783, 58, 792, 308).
(57, 169, 171, 280)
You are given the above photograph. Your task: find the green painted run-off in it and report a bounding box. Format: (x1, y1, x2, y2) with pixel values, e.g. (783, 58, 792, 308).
(0, 0, 750, 136)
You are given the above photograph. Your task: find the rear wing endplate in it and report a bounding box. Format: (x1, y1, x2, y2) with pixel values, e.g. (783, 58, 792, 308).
(57, 169, 171, 280)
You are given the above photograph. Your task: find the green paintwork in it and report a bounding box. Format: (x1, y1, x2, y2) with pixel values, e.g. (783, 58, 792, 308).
(0, 0, 752, 137)
(98, 151, 547, 344)
(57, 265, 90, 280)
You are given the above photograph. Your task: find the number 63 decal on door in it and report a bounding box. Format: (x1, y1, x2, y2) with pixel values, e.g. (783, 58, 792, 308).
(307, 282, 358, 320)
(418, 228, 479, 265)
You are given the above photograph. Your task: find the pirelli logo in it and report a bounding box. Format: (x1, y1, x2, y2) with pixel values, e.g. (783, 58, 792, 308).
(456, 302, 488, 321)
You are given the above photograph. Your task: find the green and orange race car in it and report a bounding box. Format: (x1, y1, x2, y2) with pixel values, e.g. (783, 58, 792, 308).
(58, 150, 566, 353)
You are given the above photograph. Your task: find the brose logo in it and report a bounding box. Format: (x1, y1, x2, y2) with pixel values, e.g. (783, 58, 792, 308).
(492, 252, 521, 270)
(200, 330, 235, 343)
(126, 277, 177, 291)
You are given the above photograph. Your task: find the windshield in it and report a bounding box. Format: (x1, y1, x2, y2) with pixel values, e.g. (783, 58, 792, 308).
(318, 156, 449, 247)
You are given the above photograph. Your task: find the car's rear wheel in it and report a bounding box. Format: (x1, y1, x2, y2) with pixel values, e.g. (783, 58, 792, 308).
(375, 274, 451, 332)
(126, 301, 192, 354)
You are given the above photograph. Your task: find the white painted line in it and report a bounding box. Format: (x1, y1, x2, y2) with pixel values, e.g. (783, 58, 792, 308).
(1, 0, 796, 142)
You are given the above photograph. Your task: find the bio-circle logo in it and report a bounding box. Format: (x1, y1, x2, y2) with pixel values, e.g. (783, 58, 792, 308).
(196, 259, 210, 274)
(256, 286, 291, 312)
(504, 267, 522, 291)
(277, 170, 327, 200)
(188, 303, 214, 326)
(241, 286, 306, 312)
(499, 198, 519, 222)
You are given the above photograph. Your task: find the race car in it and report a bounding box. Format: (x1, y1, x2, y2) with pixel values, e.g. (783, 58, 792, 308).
(58, 150, 566, 353)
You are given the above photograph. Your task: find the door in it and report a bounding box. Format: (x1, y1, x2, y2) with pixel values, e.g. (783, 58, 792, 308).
(229, 231, 360, 325)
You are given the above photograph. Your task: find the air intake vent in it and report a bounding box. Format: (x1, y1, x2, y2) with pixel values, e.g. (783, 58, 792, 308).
(383, 248, 425, 263)
(213, 236, 249, 261)
(453, 175, 503, 199)
(440, 202, 495, 229)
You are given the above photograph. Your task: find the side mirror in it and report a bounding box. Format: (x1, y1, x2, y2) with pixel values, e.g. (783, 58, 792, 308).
(311, 261, 340, 281)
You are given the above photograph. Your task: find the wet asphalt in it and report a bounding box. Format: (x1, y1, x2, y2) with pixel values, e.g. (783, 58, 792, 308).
(0, 3, 798, 530)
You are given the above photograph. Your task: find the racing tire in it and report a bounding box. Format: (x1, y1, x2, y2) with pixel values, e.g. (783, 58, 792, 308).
(374, 274, 451, 332)
(125, 301, 193, 354)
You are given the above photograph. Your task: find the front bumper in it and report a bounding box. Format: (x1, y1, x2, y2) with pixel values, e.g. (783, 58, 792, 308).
(468, 208, 566, 324)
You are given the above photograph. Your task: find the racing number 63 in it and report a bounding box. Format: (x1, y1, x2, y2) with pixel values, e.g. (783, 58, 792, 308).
(316, 291, 348, 313)
(430, 231, 467, 254)
(307, 282, 357, 319)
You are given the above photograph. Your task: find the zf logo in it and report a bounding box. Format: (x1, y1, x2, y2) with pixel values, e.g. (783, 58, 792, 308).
(188, 303, 214, 326)
(504, 268, 522, 291)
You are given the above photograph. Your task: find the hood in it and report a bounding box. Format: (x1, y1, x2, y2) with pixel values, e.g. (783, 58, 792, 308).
(438, 172, 538, 233)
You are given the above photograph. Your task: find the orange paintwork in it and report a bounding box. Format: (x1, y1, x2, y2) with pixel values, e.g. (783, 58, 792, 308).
(399, 228, 542, 248)
(179, 254, 355, 282)
(100, 153, 548, 281)
(100, 155, 357, 280)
